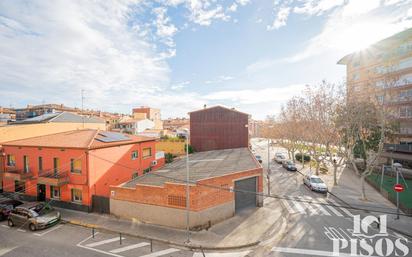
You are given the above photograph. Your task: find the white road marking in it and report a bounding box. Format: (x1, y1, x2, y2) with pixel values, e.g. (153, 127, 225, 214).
(85, 237, 125, 247)
(192, 251, 250, 257)
(1, 225, 10, 228)
(17, 229, 26, 232)
(0, 246, 17, 256)
(318, 198, 343, 217)
(109, 242, 150, 253)
(77, 232, 125, 257)
(271, 247, 380, 257)
(291, 201, 307, 215)
(34, 224, 63, 236)
(328, 198, 353, 217)
(314, 202, 331, 216)
(281, 199, 295, 214)
(139, 248, 179, 257)
(302, 197, 319, 215)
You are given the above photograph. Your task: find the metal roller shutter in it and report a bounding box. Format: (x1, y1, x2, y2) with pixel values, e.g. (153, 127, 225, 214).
(235, 177, 257, 212)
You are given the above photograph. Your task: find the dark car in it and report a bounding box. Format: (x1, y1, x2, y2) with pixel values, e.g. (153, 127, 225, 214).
(0, 199, 23, 220)
(255, 155, 263, 163)
(8, 202, 61, 231)
(282, 160, 297, 171)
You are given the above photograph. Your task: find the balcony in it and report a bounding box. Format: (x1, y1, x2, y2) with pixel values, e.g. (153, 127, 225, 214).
(37, 170, 69, 186)
(3, 168, 33, 181)
(384, 144, 412, 154)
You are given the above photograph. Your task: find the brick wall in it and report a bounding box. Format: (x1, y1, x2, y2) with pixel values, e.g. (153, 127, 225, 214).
(110, 167, 262, 212)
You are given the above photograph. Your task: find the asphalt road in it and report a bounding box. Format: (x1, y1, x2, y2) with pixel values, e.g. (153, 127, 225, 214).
(249, 138, 412, 257)
(1, 139, 410, 257)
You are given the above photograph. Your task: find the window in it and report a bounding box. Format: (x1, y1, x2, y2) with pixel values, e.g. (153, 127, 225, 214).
(70, 159, 82, 174)
(352, 73, 360, 81)
(15, 181, 25, 193)
(50, 186, 60, 199)
(400, 107, 412, 118)
(53, 158, 60, 174)
(142, 147, 152, 158)
(132, 172, 138, 179)
(71, 189, 82, 203)
(38, 157, 43, 172)
(23, 155, 29, 173)
(6, 154, 15, 166)
(131, 151, 138, 160)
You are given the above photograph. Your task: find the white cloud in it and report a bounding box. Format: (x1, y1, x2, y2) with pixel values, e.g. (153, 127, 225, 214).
(293, 0, 344, 16)
(288, 1, 412, 62)
(153, 7, 178, 47)
(0, 0, 170, 113)
(171, 81, 190, 90)
(228, 3, 238, 12)
(187, 2, 230, 26)
(267, 7, 291, 30)
(204, 84, 306, 104)
(236, 0, 251, 6)
(204, 75, 235, 84)
(341, 0, 380, 17)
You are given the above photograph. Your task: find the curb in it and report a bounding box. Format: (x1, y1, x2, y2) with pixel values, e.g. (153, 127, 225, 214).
(62, 219, 260, 251)
(328, 191, 412, 239)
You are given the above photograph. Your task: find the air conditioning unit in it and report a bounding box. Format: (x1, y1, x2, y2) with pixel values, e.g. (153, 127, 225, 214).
(151, 160, 158, 166)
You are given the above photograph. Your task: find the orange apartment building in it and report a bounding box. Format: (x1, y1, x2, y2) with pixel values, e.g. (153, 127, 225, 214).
(338, 28, 412, 144)
(1, 129, 164, 212)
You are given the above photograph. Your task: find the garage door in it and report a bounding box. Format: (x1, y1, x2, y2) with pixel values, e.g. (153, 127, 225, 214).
(235, 177, 257, 212)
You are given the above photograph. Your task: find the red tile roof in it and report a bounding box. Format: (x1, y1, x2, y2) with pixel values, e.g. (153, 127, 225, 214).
(2, 129, 157, 149)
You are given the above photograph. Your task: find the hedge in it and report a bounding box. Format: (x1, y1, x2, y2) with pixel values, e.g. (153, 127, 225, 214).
(295, 153, 311, 162)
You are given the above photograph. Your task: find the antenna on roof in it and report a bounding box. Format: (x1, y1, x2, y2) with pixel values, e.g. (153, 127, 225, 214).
(81, 89, 85, 129)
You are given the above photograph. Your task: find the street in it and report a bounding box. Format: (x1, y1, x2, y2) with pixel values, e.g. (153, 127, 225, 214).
(0, 139, 410, 257)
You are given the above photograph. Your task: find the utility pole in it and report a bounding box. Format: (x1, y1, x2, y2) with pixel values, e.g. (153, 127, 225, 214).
(81, 89, 85, 129)
(185, 130, 190, 243)
(394, 162, 402, 220)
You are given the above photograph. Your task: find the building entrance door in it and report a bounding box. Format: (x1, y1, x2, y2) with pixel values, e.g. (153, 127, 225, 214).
(37, 184, 46, 201)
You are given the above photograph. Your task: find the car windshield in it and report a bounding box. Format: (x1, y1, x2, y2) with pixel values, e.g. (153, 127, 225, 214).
(255, 155, 261, 159)
(287, 161, 294, 165)
(30, 204, 53, 215)
(311, 178, 323, 183)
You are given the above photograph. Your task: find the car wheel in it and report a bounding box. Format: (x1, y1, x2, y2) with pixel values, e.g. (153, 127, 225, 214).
(0, 213, 4, 221)
(7, 219, 14, 227)
(29, 223, 36, 231)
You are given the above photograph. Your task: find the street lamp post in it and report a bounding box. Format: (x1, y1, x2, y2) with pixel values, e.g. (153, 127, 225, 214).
(185, 130, 190, 243)
(394, 162, 402, 220)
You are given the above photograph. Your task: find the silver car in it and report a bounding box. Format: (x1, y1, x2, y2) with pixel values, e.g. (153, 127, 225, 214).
(8, 202, 61, 231)
(303, 175, 328, 194)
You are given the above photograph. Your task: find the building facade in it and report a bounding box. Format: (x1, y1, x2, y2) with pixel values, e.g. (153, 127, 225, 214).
(1, 130, 164, 212)
(338, 28, 412, 144)
(116, 119, 155, 135)
(110, 148, 263, 229)
(132, 107, 163, 130)
(189, 106, 250, 152)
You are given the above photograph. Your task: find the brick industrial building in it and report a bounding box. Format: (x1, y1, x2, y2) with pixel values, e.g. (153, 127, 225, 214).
(1, 129, 164, 212)
(189, 106, 250, 152)
(110, 148, 263, 229)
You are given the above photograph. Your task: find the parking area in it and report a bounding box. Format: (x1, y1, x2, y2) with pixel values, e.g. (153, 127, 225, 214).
(0, 220, 251, 257)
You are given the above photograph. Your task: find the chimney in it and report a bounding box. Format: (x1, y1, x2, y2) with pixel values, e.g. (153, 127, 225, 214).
(203, 104, 207, 109)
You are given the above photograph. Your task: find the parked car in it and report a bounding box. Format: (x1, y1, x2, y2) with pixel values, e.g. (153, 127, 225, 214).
(0, 199, 23, 220)
(303, 175, 328, 194)
(274, 153, 286, 163)
(255, 155, 263, 163)
(8, 202, 61, 231)
(282, 160, 297, 171)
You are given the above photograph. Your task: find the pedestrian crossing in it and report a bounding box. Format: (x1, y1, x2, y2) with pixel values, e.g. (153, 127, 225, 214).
(77, 232, 250, 257)
(280, 196, 354, 217)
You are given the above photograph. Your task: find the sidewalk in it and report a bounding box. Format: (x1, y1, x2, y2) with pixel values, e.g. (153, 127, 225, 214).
(316, 166, 412, 238)
(57, 200, 283, 250)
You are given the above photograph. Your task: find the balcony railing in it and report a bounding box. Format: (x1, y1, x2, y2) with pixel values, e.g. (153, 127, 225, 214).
(37, 170, 69, 186)
(384, 144, 412, 153)
(3, 168, 33, 181)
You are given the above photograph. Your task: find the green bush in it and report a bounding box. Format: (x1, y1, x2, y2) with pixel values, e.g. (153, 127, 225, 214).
(184, 144, 194, 154)
(165, 153, 176, 163)
(295, 153, 311, 162)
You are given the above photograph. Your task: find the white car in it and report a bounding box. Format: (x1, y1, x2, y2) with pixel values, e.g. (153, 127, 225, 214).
(303, 175, 328, 194)
(274, 153, 286, 163)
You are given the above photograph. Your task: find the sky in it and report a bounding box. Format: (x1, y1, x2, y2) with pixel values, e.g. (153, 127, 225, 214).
(0, 0, 412, 120)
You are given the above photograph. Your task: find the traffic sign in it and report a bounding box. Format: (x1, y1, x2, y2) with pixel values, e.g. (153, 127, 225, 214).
(394, 184, 404, 193)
